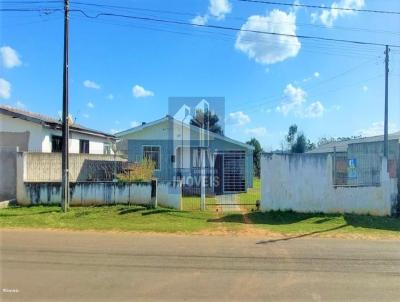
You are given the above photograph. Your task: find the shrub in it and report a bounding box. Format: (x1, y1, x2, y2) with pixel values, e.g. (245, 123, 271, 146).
(117, 158, 155, 182)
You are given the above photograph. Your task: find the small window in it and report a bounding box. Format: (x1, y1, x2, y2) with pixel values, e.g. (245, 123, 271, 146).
(143, 146, 160, 170)
(79, 139, 89, 154)
(51, 135, 63, 153)
(104, 143, 112, 155)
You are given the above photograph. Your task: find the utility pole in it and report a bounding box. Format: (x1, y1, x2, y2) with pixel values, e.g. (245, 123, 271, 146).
(383, 45, 389, 159)
(61, 0, 70, 212)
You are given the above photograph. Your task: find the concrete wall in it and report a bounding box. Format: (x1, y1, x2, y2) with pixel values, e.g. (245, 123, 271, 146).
(17, 181, 155, 206)
(21, 152, 127, 182)
(0, 147, 18, 200)
(157, 180, 182, 210)
(261, 153, 398, 216)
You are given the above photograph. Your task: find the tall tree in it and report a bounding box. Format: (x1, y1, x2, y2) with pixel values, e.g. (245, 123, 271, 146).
(190, 109, 223, 135)
(285, 124, 315, 153)
(246, 138, 263, 177)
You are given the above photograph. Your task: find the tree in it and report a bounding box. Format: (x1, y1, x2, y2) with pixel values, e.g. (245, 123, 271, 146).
(190, 109, 223, 135)
(285, 124, 315, 153)
(246, 138, 263, 177)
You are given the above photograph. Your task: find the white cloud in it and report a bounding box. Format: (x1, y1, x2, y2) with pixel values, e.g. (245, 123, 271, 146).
(83, 80, 101, 89)
(357, 122, 399, 137)
(82, 113, 90, 118)
(362, 85, 368, 92)
(132, 85, 154, 98)
(87, 101, 94, 108)
(0, 78, 11, 99)
(191, 0, 231, 25)
(209, 0, 232, 20)
(130, 121, 140, 128)
(235, 9, 301, 65)
(106, 93, 114, 100)
(276, 84, 306, 115)
(277, 83, 325, 118)
(245, 127, 267, 137)
(191, 15, 208, 25)
(15, 100, 26, 109)
(303, 101, 325, 118)
(314, 71, 320, 78)
(312, 0, 365, 27)
(0, 46, 22, 69)
(226, 111, 251, 126)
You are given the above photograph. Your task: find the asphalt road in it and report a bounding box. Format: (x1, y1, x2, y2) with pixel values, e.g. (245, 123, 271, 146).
(1, 230, 400, 302)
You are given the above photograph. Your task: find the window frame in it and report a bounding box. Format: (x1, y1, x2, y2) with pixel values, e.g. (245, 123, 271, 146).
(79, 139, 90, 154)
(51, 135, 63, 153)
(103, 142, 112, 155)
(142, 145, 161, 171)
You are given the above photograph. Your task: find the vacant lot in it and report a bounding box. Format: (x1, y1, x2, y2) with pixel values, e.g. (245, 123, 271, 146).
(1, 205, 399, 239)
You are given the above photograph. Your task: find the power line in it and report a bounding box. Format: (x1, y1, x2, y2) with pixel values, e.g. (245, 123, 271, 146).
(237, 0, 400, 15)
(70, 1, 400, 36)
(228, 58, 381, 113)
(69, 10, 384, 60)
(0, 1, 61, 3)
(68, 9, 400, 48)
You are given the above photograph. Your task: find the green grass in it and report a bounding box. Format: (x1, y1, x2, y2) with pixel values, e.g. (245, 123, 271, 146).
(0, 205, 218, 233)
(237, 177, 261, 210)
(182, 196, 217, 211)
(1, 205, 399, 238)
(216, 211, 400, 237)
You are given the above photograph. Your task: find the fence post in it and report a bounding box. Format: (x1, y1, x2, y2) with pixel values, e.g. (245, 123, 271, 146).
(333, 147, 337, 186)
(151, 179, 157, 208)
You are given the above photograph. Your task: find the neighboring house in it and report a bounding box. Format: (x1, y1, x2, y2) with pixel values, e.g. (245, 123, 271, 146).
(307, 131, 400, 185)
(0, 105, 115, 154)
(116, 116, 254, 194)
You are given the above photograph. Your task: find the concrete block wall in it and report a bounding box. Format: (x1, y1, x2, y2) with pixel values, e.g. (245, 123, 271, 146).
(261, 153, 398, 216)
(157, 180, 182, 210)
(23, 152, 127, 182)
(18, 182, 155, 206)
(0, 147, 18, 200)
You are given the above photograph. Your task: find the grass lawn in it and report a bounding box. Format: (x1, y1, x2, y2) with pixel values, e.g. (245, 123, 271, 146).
(1, 205, 399, 238)
(214, 211, 400, 238)
(0, 205, 218, 233)
(237, 177, 261, 210)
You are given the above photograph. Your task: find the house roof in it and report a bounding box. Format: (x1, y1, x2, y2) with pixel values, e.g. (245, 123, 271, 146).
(115, 115, 254, 150)
(307, 131, 400, 154)
(0, 105, 115, 139)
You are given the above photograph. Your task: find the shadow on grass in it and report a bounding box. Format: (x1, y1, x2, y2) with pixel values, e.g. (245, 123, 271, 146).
(210, 210, 400, 233)
(208, 211, 337, 225)
(344, 214, 400, 232)
(256, 224, 349, 244)
(0, 208, 60, 217)
(141, 208, 181, 216)
(118, 207, 146, 215)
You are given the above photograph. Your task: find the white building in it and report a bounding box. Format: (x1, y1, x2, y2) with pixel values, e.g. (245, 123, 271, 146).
(0, 105, 115, 154)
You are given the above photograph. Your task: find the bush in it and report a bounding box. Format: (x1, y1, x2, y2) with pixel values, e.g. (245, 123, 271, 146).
(117, 159, 155, 182)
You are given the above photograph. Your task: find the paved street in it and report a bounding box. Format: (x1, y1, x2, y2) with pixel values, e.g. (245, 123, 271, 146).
(1, 229, 399, 301)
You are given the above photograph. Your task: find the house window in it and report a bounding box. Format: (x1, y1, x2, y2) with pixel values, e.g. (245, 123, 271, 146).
(79, 139, 89, 154)
(51, 135, 62, 152)
(104, 143, 112, 155)
(143, 146, 160, 170)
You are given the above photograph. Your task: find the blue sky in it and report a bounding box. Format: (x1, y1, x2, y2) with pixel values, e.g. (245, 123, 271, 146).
(1, 0, 400, 149)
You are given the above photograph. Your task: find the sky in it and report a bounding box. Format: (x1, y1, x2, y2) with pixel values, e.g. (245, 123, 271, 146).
(1, 0, 400, 150)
